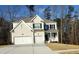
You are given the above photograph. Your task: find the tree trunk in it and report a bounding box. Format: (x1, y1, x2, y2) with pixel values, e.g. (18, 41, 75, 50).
(75, 20, 78, 44)
(60, 18, 63, 43)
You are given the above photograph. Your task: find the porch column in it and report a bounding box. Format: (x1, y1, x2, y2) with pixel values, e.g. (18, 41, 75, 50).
(49, 25, 50, 30)
(50, 32, 52, 42)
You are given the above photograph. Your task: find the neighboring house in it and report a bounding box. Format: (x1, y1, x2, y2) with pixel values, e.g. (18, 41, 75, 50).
(10, 15, 58, 45)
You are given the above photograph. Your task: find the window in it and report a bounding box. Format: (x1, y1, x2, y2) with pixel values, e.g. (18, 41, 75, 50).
(44, 25, 49, 30)
(33, 23, 42, 29)
(51, 33, 57, 38)
(50, 25, 55, 29)
(48, 33, 50, 37)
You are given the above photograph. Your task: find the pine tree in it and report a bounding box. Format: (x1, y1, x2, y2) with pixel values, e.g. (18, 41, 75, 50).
(67, 5, 74, 44)
(44, 6, 51, 20)
(26, 5, 35, 17)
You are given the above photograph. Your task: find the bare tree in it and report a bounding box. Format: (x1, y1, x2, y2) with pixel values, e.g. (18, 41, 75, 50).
(65, 5, 75, 44)
(50, 5, 58, 19)
(74, 11, 78, 44)
(60, 5, 65, 43)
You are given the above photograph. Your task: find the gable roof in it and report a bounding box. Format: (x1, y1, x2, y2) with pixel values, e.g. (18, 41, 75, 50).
(13, 15, 56, 23)
(13, 16, 35, 23)
(10, 20, 33, 32)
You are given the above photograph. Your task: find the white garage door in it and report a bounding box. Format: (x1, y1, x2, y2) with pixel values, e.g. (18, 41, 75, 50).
(14, 36, 33, 44)
(35, 36, 44, 44)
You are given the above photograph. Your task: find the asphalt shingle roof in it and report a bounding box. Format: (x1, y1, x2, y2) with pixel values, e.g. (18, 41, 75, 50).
(44, 19, 56, 23)
(13, 15, 56, 23)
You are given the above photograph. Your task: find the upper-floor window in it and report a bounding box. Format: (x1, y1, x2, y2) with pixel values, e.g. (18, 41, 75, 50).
(44, 25, 49, 30)
(33, 23, 42, 29)
(50, 25, 55, 29)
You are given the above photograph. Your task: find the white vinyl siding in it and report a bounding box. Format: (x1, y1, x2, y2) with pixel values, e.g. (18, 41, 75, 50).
(35, 31, 45, 44)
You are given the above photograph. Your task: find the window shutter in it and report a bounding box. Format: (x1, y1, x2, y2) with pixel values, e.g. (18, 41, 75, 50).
(33, 24, 35, 28)
(40, 24, 42, 28)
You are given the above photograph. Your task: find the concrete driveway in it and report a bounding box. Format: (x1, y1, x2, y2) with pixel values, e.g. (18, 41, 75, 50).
(0, 44, 56, 54)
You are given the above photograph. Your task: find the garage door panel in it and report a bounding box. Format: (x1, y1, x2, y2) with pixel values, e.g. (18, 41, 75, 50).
(14, 37, 33, 44)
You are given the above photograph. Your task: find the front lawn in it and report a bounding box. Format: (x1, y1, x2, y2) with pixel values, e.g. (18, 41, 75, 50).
(47, 43, 79, 51)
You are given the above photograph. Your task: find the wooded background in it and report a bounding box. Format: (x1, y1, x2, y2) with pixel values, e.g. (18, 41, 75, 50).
(0, 5, 79, 45)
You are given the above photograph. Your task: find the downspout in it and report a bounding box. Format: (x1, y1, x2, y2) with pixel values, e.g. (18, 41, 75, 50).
(33, 22, 35, 44)
(33, 29, 35, 44)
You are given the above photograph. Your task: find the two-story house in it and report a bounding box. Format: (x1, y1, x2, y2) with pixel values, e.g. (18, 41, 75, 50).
(10, 15, 58, 45)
